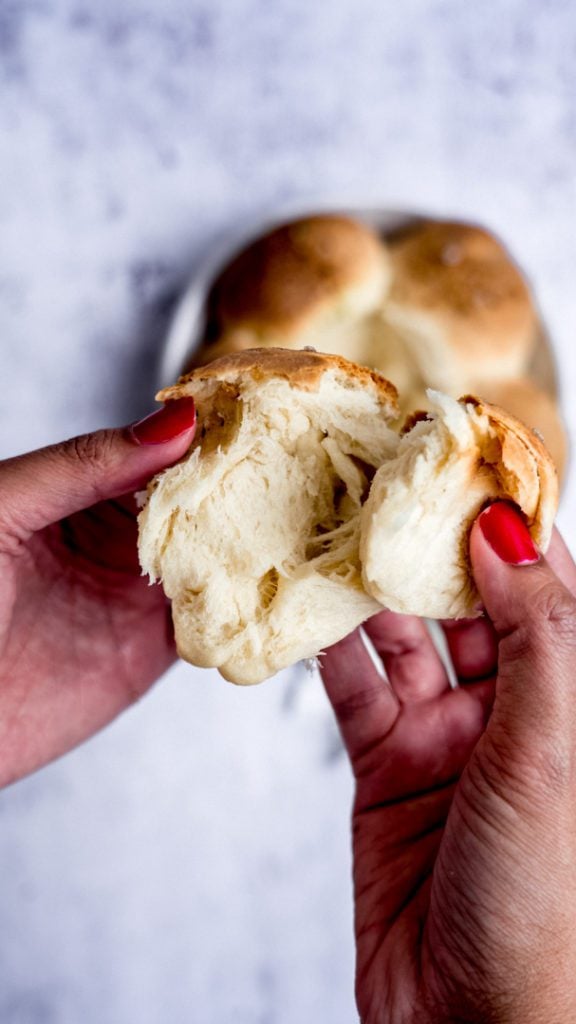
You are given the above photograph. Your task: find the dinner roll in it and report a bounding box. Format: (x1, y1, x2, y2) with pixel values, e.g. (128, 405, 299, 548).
(193, 215, 391, 367)
(361, 391, 557, 617)
(138, 349, 557, 685)
(374, 220, 539, 396)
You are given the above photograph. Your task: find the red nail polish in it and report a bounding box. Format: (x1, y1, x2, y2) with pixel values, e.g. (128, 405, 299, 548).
(478, 502, 540, 565)
(130, 398, 196, 445)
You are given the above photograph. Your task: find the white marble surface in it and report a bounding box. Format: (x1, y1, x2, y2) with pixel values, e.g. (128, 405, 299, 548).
(1, 1, 576, 1022)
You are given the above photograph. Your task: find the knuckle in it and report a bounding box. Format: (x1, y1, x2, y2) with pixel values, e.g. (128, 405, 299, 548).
(61, 429, 120, 504)
(68, 429, 115, 470)
(504, 582, 576, 663)
(330, 684, 383, 725)
(532, 581, 576, 647)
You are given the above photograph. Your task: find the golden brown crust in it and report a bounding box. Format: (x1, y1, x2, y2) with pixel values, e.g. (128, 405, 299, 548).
(387, 220, 538, 364)
(158, 347, 399, 412)
(202, 215, 387, 341)
(471, 377, 568, 483)
(458, 393, 559, 544)
(400, 409, 432, 435)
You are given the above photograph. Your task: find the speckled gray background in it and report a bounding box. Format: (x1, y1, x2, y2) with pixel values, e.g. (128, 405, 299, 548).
(1, 2, 576, 1022)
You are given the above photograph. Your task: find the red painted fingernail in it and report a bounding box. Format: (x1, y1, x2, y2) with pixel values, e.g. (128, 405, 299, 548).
(478, 502, 540, 565)
(130, 398, 196, 445)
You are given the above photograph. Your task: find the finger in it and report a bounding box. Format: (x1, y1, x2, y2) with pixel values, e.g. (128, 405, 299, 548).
(470, 503, 576, 760)
(364, 610, 449, 702)
(442, 617, 498, 682)
(545, 527, 576, 597)
(0, 399, 196, 544)
(319, 628, 399, 762)
(442, 526, 574, 686)
(62, 494, 142, 573)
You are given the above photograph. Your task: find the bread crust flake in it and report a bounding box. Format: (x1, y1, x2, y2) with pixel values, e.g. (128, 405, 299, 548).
(159, 346, 399, 409)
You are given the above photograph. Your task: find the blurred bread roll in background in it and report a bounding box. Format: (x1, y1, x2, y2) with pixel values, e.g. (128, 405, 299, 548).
(376, 220, 538, 397)
(195, 215, 390, 366)
(138, 349, 557, 685)
(189, 212, 568, 482)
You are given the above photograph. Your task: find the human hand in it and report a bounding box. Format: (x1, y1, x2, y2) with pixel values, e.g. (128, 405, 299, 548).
(321, 504, 576, 1024)
(0, 399, 196, 787)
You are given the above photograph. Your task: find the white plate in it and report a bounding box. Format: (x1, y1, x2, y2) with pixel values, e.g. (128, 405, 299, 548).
(158, 203, 558, 398)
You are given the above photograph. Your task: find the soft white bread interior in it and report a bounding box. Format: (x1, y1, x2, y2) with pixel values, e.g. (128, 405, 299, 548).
(139, 350, 399, 685)
(193, 215, 391, 368)
(138, 349, 558, 685)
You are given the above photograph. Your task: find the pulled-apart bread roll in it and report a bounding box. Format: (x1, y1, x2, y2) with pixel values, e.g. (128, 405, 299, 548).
(392, 374, 569, 482)
(194, 215, 391, 367)
(472, 377, 569, 485)
(361, 391, 557, 617)
(138, 349, 558, 685)
(374, 220, 539, 399)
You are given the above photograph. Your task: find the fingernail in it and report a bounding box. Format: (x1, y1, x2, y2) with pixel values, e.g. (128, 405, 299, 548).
(478, 502, 540, 565)
(130, 398, 196, 445)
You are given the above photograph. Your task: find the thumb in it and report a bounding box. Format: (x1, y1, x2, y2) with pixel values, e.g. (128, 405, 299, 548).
(470, 502, 576, 761)
(0, 398, 196, 542)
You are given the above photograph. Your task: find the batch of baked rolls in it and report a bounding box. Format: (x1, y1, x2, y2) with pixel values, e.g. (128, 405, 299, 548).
(138, 215, 568, 684)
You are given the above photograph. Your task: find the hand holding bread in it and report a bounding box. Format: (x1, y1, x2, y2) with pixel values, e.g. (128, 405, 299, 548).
(320, 523, 576, 1024)
(138, 348, 557, 684)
